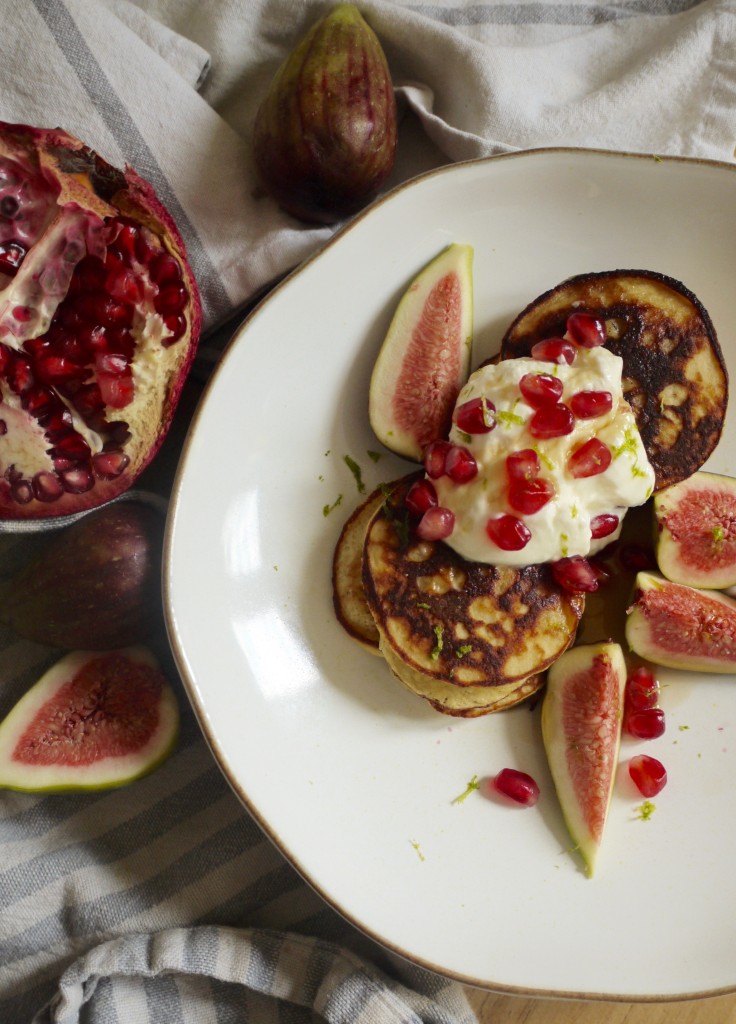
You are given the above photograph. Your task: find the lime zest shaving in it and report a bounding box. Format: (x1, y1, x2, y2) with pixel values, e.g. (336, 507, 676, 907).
(367, 450, 382, 463)
(452, 775, 480, 805)
(532, 444, 554, 471)
(323, 495, 343, 516)
(410, 839, 425, 861)
(344, 454, 366, 493)
(496, 410, 525, 428)
(636, 800, 656, 821)
(455, 644, 473, 658)
(431, 625, 444, 660)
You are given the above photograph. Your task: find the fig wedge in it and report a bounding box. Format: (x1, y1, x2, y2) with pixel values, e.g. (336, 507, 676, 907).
(0, 647, 178, 792)
(369, 243, 473, 461)
(654, 471, 736, 589)
(626, 571, 736, 673)
(542, 641, 626, 877)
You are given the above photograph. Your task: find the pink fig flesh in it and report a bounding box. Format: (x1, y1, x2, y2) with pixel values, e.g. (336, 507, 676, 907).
(369, 244, 473, 461)
(654, 471, 736, 589)
(542, 642, 626, 876)
(0, 647, 179, 791)
(626, 571, 736, 673)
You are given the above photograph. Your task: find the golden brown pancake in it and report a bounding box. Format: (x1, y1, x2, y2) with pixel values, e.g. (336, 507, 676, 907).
(500, 270, 728, 492)
(361, 476, 584, 694)
(380, 638, 544, 715)
(332, 485, 385, 654)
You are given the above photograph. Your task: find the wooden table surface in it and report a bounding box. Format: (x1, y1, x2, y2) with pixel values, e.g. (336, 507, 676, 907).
(462, 988, 736, 1022)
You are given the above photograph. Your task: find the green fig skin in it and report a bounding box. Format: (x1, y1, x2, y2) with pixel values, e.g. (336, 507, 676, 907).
(253, 4, 397, 224)
(0, 501, 164, 650)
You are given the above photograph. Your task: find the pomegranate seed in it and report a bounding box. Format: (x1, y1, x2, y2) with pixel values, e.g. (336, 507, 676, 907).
(114, 222, 139, 261)
(92, 450, 130, 480)
(568, 437, 612, 478)
(24, 386, 55, 418)
(551, 555, 599, 593)
(106, 267, 143, 304)
(72, 383, 105, 420)
(98, 372, 135, 409)
(105, 421, 132, 446)
(10, 478, 33, 503)
(134, 229, 157, 264)
(519, 372, 563, 408)
(38, 355, 89, 383)
(508, 477, 555, 515)
(529, 403, 574, 439)
(95, 353, 128, 376)
(455, 396, 496, 434)
(618, 543, 657, 572)
(0, 344, 10, 374)
(149, 252, 182, 286)
(570, 390, 613, 419)
(43, 408, 73, 439)
(625, 707, 666, 740)
(566, 312, 606, 348)
(7, 355, 34, 393)
(163, 313, 187, 345)
(31, 471, 64, 502)
(424, 440, 452, 479)
(486, 514, 531, 551)
(0, 420, 6, 435)
(625, 666, 660, 711)
(590, 512, 620, 539)
(154, 283, 188, 316)
(445, 445, 477, 483)
(506, 449, 539, 482)
(493, 768, 540, 806)
(50, 433, 91, 461)
(12, 305, 32, 322)
(530, 337, 576, 365)
(629, 755, 667, 797)
(0, 240, 26, 274)
(417, 506, 455, 541)
(58, 466, 94, 494)
(405, 478, 438, 516)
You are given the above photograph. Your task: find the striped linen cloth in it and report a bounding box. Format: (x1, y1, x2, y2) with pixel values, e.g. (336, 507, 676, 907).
(0, 1, 734, 1021)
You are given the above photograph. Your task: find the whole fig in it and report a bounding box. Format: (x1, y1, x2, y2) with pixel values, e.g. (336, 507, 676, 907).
(0, 500, 165, 650)
(253, 4, 397, 224)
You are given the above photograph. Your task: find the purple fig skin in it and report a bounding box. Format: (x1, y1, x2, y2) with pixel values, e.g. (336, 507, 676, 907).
(0, 502, 164, 650)
(253, 3, 397, 224)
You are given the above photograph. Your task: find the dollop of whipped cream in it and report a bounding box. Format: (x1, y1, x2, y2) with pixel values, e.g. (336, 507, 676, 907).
(432, 347, 655, 566)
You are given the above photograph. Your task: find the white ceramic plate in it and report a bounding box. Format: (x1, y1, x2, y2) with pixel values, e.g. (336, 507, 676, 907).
(164, 149, 736, 1001)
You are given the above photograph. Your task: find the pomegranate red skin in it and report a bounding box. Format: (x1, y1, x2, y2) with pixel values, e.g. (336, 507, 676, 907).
(0, 121, 201, 520)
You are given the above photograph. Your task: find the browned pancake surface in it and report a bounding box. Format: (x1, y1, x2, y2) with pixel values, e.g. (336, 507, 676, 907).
(362, 476, 584, 689)
(500, 270, 728, 491)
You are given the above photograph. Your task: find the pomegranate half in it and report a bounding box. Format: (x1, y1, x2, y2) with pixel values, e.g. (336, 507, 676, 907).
(0, 121, 201, 519)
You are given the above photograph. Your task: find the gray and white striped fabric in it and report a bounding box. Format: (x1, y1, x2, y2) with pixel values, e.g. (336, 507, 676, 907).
(1, 2, 734, 1022)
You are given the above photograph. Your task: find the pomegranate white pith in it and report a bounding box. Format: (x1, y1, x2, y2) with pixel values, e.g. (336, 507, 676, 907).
(0, 122, 201, 519)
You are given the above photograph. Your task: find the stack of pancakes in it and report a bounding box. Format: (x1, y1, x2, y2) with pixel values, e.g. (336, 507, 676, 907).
(332, 270, 728, 716)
